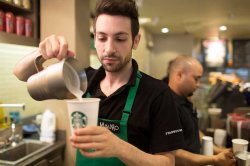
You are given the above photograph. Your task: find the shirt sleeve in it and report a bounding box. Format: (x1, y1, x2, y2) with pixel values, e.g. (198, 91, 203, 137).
(150, 86, 185, 153)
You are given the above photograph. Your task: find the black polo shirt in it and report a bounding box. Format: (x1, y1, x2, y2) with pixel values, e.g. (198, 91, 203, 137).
(170, 90, 201, 154)
(84, 59, 184, 154)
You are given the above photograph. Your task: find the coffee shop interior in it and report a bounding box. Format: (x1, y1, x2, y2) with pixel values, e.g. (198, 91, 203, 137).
(0, 0, 250, 165)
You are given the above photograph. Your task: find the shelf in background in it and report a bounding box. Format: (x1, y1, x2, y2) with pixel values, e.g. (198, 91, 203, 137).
(0, 0, 32, 13)
(0, 31, 38, 46)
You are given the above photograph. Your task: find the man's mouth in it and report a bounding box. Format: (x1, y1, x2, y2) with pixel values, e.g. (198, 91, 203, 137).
(102, 56, 118, 63)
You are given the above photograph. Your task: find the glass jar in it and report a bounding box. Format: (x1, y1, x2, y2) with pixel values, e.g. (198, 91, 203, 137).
(230, 117, 250, 142)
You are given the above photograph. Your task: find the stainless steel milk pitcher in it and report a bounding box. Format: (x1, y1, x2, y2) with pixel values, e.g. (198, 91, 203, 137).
(13, 50, 87, 101)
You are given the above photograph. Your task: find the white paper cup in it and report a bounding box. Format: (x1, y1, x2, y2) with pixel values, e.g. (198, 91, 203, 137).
(67, 98, 100, 134)
(232, 139, 249, 154)
(214, 129, 227, 147)
(202, 136, 214, 156)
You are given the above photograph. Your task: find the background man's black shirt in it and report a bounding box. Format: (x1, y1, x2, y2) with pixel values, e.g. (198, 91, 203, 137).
(171, 90, 201, 154)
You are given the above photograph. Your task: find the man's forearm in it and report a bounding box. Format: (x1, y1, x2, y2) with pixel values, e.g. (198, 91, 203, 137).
(117, 139, 175, 166)
(175, 149, 215, 166)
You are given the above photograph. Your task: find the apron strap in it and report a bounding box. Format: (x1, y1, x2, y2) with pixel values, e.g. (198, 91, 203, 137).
(121, 71, 141, 122)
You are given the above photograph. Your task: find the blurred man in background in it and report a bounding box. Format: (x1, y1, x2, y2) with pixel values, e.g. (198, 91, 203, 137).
(168, 55, 235, 166)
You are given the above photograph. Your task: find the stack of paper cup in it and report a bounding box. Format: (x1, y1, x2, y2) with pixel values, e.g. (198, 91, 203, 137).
(202, 136, 214, 156)
(214, 129, 227, 147)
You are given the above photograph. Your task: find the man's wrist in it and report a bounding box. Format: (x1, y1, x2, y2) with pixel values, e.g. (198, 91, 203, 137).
(211, 155, 218, 165)
(116, 140, 133, 159)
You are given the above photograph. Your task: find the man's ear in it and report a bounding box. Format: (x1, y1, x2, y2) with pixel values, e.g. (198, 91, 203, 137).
(177, 70, 183, 81)
(94, 33, 96, 49)
(132, 33, 141, 50)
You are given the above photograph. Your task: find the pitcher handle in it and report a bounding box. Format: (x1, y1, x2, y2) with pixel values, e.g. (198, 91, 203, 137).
(34, 55, 46, 72)
(34, 55, 74, 72)
(13, 49, 42, 82)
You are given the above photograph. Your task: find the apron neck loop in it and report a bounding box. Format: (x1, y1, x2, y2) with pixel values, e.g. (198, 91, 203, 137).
(86, 71, 142, 121)
(121, 71, 141, 121)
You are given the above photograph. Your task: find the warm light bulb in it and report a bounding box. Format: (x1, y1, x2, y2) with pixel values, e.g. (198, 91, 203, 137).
(219, 25, 227, 31)
(161, 28, 169, 33)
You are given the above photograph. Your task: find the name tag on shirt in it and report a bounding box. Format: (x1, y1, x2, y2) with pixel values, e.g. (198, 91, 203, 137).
(99, 120, 121, 134)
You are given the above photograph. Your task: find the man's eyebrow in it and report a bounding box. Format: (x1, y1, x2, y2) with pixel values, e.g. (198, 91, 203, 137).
(96, 32, 106, 35)
(114, 32, 129, 36)
(95, 32, 129, 36)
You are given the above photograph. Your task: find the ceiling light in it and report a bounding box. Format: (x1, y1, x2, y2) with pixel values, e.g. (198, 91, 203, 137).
(219, 25, 227, 31)
(161, 28, 169, 33)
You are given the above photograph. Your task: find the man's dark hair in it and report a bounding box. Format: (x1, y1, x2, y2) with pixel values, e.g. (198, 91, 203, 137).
(94, 0, 139, 40)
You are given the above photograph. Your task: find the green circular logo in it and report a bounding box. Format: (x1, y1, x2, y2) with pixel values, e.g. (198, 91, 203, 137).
(71, 111, 88, 129)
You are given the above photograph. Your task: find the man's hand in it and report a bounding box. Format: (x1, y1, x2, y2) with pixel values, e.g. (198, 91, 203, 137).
(39, 35, 75, 60)
(213, 149, 236, 166)
(69, 126, 123, 158)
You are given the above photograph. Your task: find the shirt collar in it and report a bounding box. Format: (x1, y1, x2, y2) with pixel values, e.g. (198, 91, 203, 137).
(87, 59, 139, 93)
(170, 89, 192, 106)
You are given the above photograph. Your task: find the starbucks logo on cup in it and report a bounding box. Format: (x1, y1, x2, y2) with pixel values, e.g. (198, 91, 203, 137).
(71, 111, 88, 129)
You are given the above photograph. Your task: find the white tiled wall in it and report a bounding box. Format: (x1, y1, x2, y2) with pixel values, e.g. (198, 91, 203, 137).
(0, 43, 43, 118)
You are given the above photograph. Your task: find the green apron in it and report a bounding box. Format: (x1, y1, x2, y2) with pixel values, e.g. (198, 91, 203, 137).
(76, 71, 142, 166)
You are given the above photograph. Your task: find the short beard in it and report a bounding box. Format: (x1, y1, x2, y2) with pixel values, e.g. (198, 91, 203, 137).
(101, 52, 132, 72)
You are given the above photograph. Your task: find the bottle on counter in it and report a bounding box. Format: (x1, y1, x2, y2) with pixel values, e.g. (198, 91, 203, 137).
(40, 110, 56, 143)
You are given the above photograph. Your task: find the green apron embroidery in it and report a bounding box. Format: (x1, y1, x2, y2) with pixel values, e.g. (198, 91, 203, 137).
(76, 71, 142, 166)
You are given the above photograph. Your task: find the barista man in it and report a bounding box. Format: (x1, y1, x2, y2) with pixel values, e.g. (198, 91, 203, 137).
(168, 55, 236, 166)
(14, 0, 184, 165)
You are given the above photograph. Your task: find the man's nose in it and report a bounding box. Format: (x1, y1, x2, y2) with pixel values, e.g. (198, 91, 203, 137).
(196, 81, 201, 88)
(105, 40, 116, 54)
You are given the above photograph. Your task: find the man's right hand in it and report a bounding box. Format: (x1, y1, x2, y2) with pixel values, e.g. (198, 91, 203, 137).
(39, 35, 75, 60)
(213, 149, 236, 166)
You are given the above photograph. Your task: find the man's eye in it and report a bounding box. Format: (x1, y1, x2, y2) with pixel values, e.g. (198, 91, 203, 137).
(195, 77, 200, 82)
(116, 38, 126, 42)
(98, 37, 106, 41)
